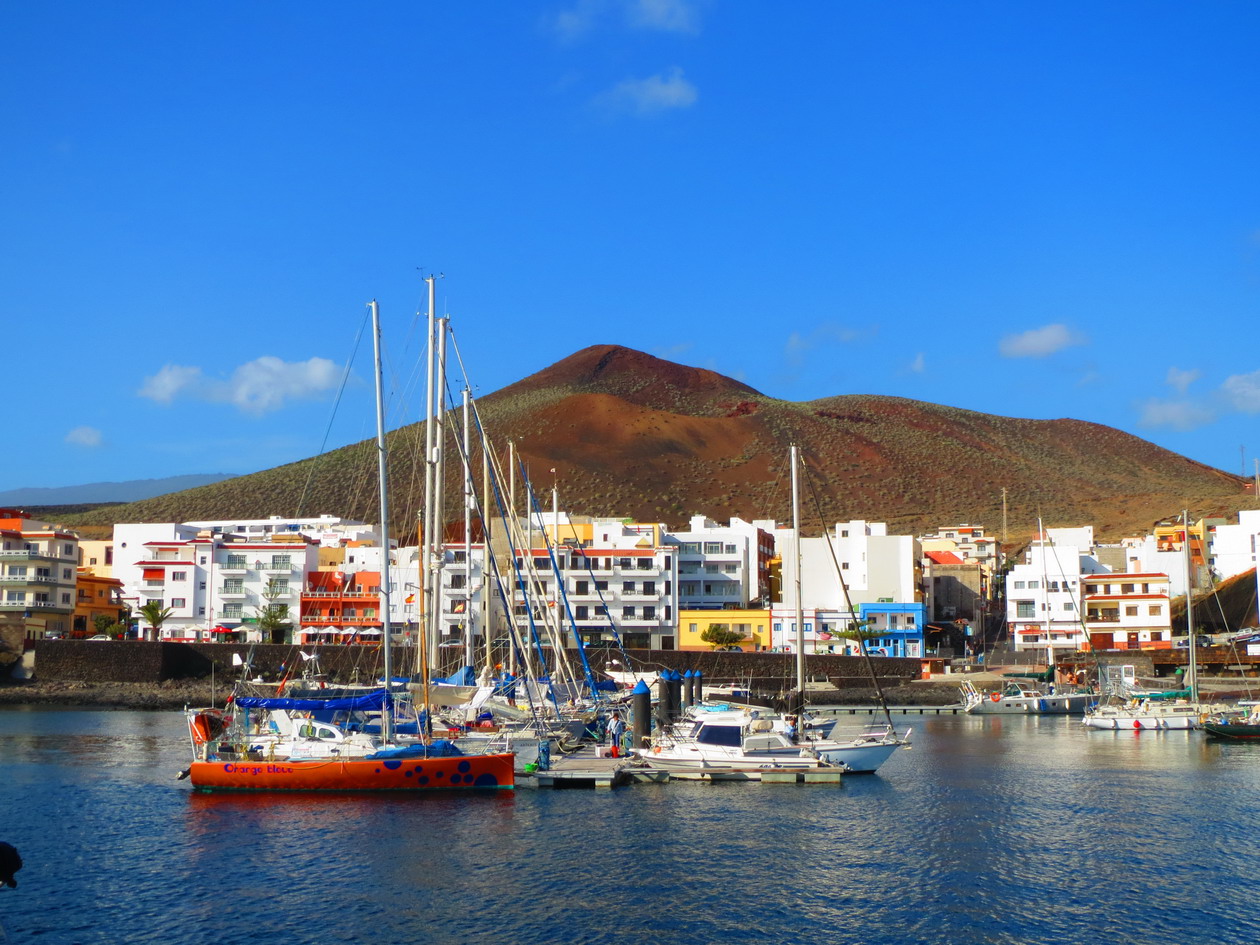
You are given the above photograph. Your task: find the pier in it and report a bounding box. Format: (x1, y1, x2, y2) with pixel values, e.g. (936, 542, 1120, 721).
(520, 746, 848, 789)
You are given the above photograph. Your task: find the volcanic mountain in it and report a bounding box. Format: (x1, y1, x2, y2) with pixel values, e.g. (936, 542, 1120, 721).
(64, 345, 1247, 542)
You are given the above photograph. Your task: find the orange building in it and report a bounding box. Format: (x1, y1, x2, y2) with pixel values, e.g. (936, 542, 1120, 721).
(72, 568, 126, 637)
(298, 570, 383, 644)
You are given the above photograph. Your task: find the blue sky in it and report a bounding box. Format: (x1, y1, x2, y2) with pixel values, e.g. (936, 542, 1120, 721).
(4, 1, 1260, 492)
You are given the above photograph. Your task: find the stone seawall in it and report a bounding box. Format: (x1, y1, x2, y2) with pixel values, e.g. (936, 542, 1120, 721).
(28, 640, 921, 692)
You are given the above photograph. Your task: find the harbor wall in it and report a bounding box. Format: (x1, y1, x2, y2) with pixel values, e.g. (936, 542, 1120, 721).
(27, 640, 922, 692)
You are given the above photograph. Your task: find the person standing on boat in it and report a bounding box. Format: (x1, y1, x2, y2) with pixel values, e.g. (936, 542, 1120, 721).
(607, 712, 626, 757)
(784, 715, 799, 743)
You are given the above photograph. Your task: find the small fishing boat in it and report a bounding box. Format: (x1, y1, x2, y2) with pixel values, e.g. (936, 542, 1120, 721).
(1202, 703, 1260, 740)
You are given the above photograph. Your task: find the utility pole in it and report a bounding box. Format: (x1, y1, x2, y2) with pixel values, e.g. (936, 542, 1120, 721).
(1001, 488, 1008, 544)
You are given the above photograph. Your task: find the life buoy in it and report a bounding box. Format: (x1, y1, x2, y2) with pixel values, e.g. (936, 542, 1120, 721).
(990, 692, 1001, 703)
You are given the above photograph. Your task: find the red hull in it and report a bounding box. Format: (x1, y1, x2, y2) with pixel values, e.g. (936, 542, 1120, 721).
(190, 752, 514, 792)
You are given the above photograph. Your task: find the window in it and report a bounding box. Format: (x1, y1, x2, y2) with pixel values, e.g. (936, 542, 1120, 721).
(172, 571, 187, 582)
(622, 606, 636, 618)
(64, 544, 73, 555)
(1063, 602, 1074, 611)
(723, 564, 738, 574)
(450, 574, 466, 589)
(841, 561, 849, 570)
(1121, 583, 1134, 594)
(171, 598, 186, 608)
(61, 592, 71, 604)
(199, 581, 206, 590)
(271, 555, 291, 569)
(271, 579, 289, 594)
(595, 581, 608, 592)
(704, 542, 722, 554)
(1016, 601, 1035, 618)
(643, 581, 655, 595)
(575, 605, 588, 620)
(225, 556, 246, 569)
(575, 580, 588, 595)
(724, 544, 737, 554)
(62, 568, 72, 580)
(681, 542, 700, 555)
(1148, 605, 1161, 617)
(1027, 580, 1039, 589)
(623, 581, 636, 593)
(222, 603, 243, 618)
(223, 579, 243, 593)
(643, 605, 656, 619)
(1125, 606, 1138, 616)
(5, 591, 24, 602)
(8, 566, 25, 577)
(1013, 581, 1025, 589)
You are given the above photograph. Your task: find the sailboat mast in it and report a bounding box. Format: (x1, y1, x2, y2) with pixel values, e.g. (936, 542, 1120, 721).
(462, 387, 474, 669)
(431, 317, 449, 674)
(369, 300, 394, 744)
(791, 445, 805, 696)
(1038, 518, 1052, 670)
(421, 276, 437, 679)
(1184, 510, 1198, 701)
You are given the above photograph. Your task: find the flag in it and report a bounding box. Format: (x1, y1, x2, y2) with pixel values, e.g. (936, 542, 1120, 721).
(334, 572, 345, 583)
(453, 600, 466, 613)
(231, 654, 244, 666)
(299, 651, 315, 661)
(405, 594, 415, 604)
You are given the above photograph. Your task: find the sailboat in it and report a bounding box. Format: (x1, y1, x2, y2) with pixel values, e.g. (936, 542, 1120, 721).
(637, 446, 909, 775)
(1083, 510, 1210, 731)
(183, 298, 514, 792)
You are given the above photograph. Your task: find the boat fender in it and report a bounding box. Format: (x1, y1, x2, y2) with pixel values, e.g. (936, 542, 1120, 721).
(990, 692, 1001, 703)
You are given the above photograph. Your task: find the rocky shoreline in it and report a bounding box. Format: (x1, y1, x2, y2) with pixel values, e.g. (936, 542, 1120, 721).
(0, 677, 966, 711)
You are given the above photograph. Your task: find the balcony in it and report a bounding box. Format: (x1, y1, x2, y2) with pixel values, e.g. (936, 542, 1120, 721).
(218, 561, 248, 574)
(261, 562, 293, 572)
(0, 550, 56, 564)
(219, 586, 247, 598)
(0, 600, 73, 614)
(0, 574, 58, 584)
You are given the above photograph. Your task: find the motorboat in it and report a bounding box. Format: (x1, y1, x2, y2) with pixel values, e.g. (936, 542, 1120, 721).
(960, 679, 1095, 715)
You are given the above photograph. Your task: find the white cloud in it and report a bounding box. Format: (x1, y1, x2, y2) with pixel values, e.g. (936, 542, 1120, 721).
(552, 0, 701, 39)
(65, 426, 103, 448)
(1166, 366, 1200, 393)
(1138, 398, 1216, 431)
(1221, 370, 1260, 413)
(998, 323, 1086, 358)
(139, 356, 341, 415)
(909, 353, 925, 374)
(598, 67, 697, 116)
(138, 364, 204, 403)
(627, 0, 701, 33)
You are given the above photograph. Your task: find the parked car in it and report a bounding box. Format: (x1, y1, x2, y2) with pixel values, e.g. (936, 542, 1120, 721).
(87, 634, 112, 641)
(1174, 635, 1212, 648)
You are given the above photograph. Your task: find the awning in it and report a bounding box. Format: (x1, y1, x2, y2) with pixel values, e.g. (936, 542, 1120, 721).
(359, 628, 383, 636)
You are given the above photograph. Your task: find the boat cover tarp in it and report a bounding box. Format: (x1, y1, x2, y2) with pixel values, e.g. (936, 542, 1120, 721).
(1143, 688, 1193, 701)
(235, 692, 388, 712)
(366, 741, 463, 759)
(438, 666, 477, 687)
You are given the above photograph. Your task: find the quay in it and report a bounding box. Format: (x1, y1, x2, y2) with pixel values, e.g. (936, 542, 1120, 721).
(520, 746, 847, 789)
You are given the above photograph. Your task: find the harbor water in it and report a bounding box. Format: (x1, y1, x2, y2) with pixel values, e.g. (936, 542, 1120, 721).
(2, 707, 1259, 945)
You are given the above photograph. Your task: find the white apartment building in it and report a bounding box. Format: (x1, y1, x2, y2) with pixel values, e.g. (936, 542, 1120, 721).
(774, 521, 924, 656)
(1081, 572, 1172, 650)
(183, 514, 378, 547)
(670, 515, 773, 610)
(1, 510, 79, 639)
(922, 524, 1002, 576)
(1208, 510, 1260, 583)
(116, 523, 319, 640)
(1005, 541, 1090, 656)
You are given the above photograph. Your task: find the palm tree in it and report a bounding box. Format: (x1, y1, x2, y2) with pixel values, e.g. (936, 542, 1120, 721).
(137, 601, 173, 641)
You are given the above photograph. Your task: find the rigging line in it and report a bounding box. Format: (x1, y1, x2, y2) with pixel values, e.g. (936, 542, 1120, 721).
(519, 468, 602, 702)
(295, 307, 371, 519)
(801, 456, 897, 733)
(461, 401, 562, 725)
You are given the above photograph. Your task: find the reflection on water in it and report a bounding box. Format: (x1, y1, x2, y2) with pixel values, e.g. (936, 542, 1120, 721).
(2, 709, 1260, 944)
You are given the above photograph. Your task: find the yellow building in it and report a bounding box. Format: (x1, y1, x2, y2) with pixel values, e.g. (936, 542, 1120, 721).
(678, 608, 772, 651)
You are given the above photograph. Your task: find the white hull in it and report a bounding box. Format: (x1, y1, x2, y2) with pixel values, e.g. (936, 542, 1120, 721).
(965, 692, 1094, 715)
(1083, 703, 1206, 730)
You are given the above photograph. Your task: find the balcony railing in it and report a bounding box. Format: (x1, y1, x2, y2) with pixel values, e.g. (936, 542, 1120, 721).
(301, 590, 380, 598)
(0, 601, 73, 613)
(0, 574, 58, 584)
(219, 587, 247, 598)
